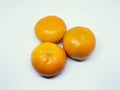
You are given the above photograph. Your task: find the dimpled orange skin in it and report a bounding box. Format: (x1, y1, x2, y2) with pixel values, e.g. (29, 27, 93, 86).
(63, 26, 96, 60)
(34, 16, 66, 43)
(31, 42, 66, 77)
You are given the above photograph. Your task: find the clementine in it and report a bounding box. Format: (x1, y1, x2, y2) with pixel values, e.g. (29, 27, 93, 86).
(63, 26, 96, 60)
(31, 42, 66, 77)
(34, 16, 66, 43)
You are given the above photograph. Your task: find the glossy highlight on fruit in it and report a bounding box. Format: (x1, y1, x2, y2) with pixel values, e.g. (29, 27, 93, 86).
(63, 26, 96, 60)
(34, 15, 66, 43)
(31, 42, 67, 77)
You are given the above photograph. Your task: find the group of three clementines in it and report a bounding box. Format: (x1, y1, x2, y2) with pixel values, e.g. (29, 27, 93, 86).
(31, 15, 96, 77)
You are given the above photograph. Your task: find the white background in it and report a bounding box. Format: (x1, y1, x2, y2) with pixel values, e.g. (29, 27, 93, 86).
(0, 0, 120, 90)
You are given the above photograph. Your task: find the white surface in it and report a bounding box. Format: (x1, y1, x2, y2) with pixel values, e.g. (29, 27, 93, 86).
(0, 0, 120, 90)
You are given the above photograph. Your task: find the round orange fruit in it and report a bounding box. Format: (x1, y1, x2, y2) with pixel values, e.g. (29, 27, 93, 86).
(63, 26, 96, 60)
(31, 42, 67, 77)
(34, 16, 66, 43)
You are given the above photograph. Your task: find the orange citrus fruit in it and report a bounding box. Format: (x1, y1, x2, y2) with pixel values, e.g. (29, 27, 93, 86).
(31, 42, 66, 77)
(63, 26, 96, 60)
(34, 16, 66, 43)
